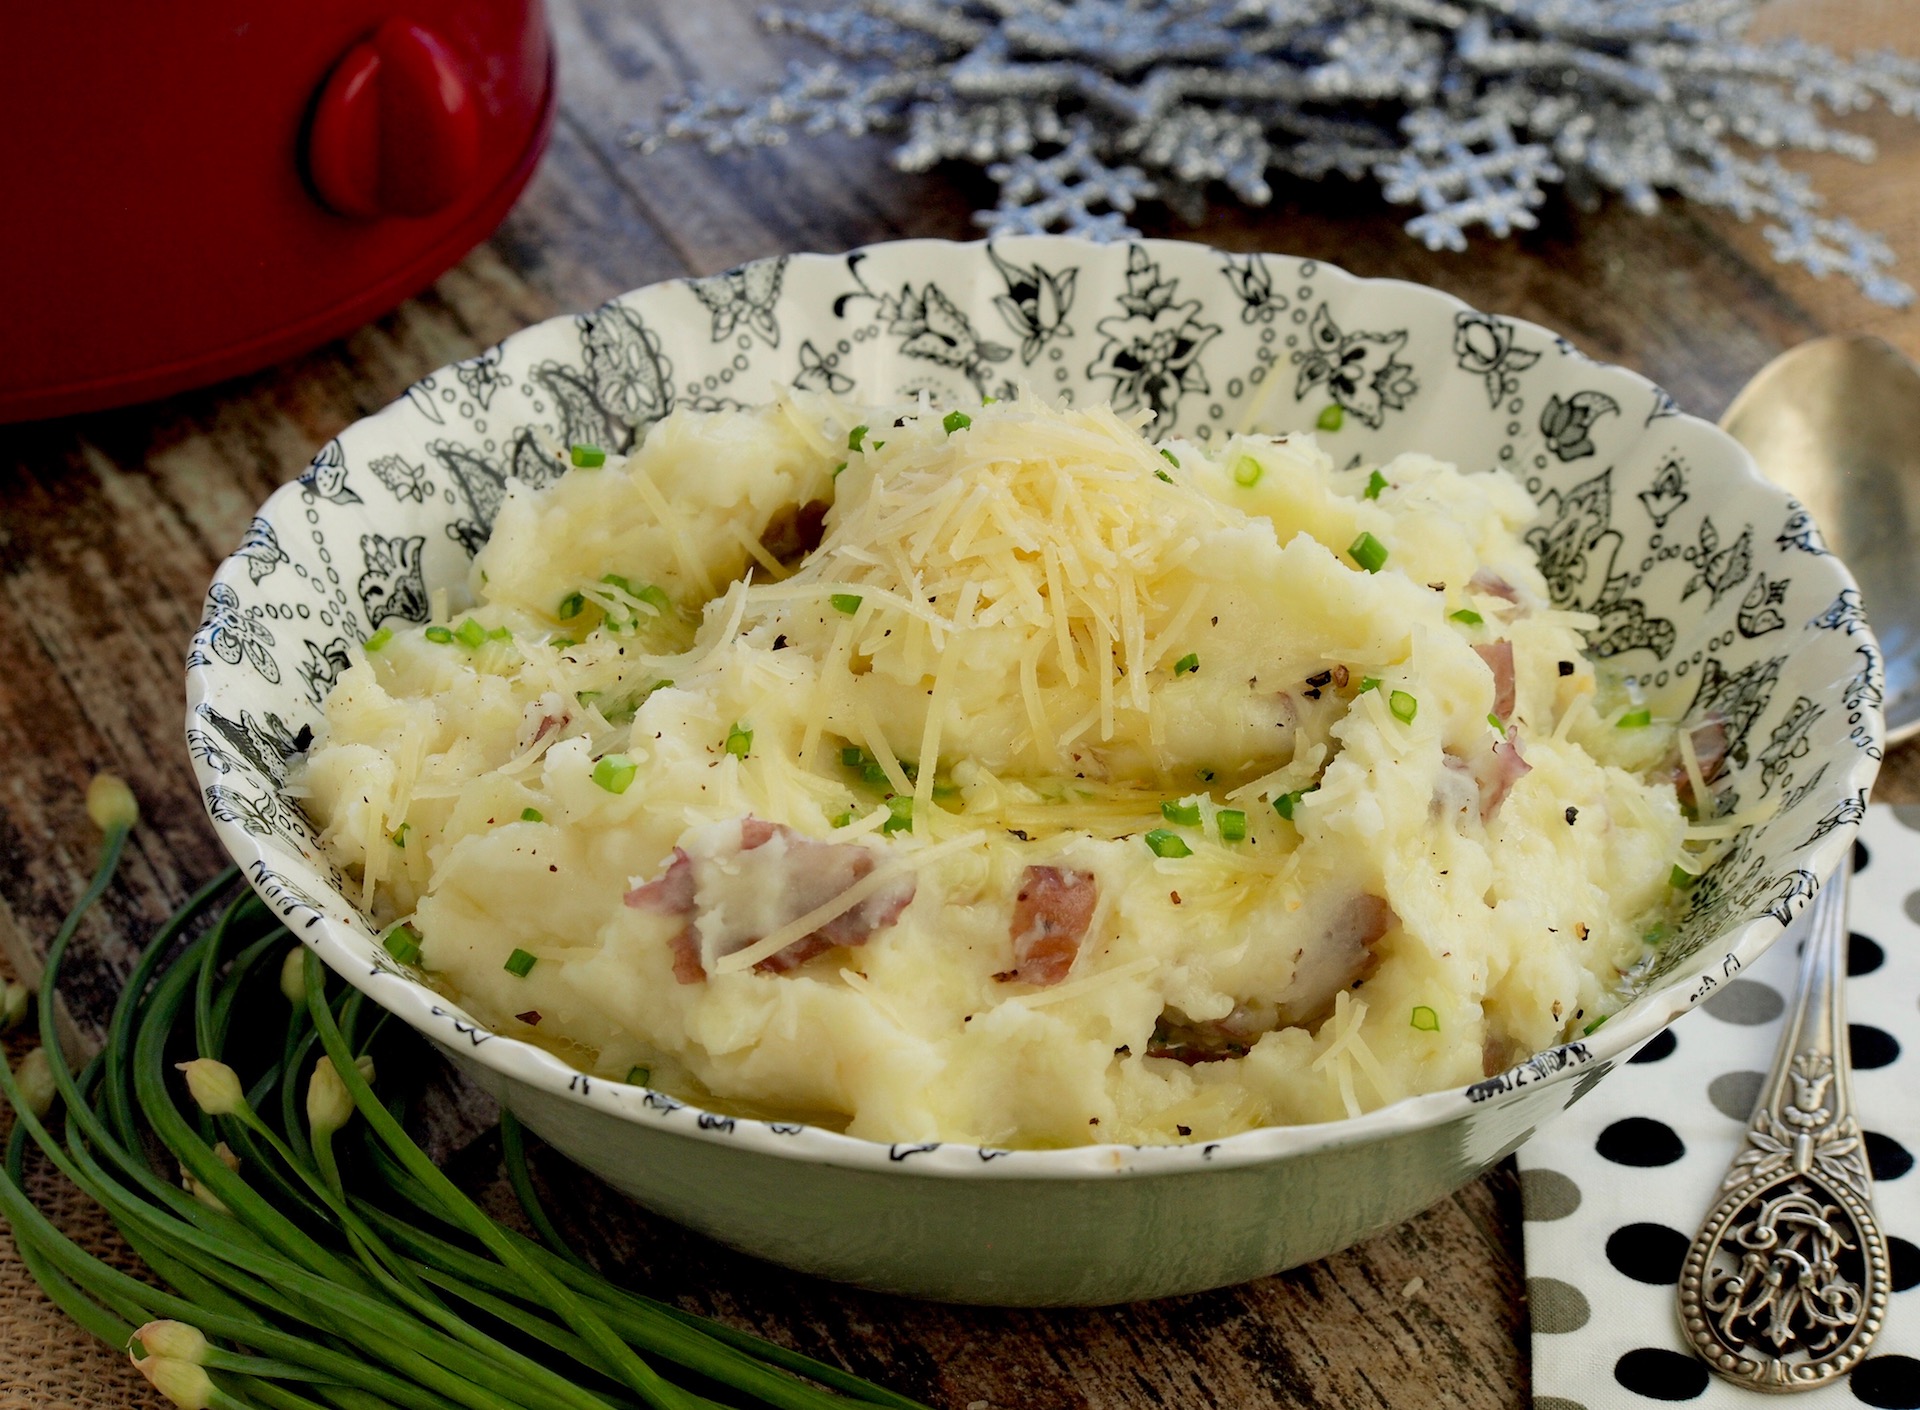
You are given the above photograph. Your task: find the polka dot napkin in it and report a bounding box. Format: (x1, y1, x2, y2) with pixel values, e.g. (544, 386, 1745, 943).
(1521, 805, 1918, 1410)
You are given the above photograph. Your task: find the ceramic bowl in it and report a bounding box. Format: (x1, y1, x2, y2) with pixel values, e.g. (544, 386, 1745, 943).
(185, 237, 1883, 1305)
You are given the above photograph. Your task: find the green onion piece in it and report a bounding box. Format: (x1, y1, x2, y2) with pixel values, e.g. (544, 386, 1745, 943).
(1173, 652, 1199, 677)
(503, 948, 537, 978)
(982, 395, 997, 405)
(830, 810, 853, 828)
(848, 424, 868, 451)
(576, 690, 601, 708)
(454, 618, 488, 649)
(1670, 864, 1697, 889)
(1389, 690, 1418, 724)
(1348, 531, 1388, 573)
(1410, 1005, 1439, 1032)
(942, 410, 971, 434)
(1160, 448, 1180, 468)
(519, 807, 543, 823)
(1144, 829, 1192, 859)
(424, 625, 454, 644)
(389, 823, 410, 848)
(600, 572, 633, 595)
(486, 625, 513, 641)
(1317, 404, 1345, 432)
(1617, 707, 1652, 728)
(591, 754, 637, 793)
(1359, 676, 1381, 694)
(1363, 468, 1387, 500)
(882, 794, 913, 834)
(365, 626, 393, 652)
(557, 592, 585, 620)
(625, 1065, 651, 1086)
(549, 636, 575, 650)
(1217, 809, 1247, 842)
(725, 723, 753, 758)
(1450, 608, 1484, 626)
(1488, 713, 1504, 732)
(635, 583, 671, 614)
(1274, 788, 1312, 821)
(833, 460, 848, 477)
(384, 925, 422, 966)
(871, 438, 885, 449)
(569, 444, 606, 468)
(841, 745, 866, 768)
(830, 593, 863, 615)
(1583, 1014, 1610, 1036)
(1161, 800, 1201, 826)
(1232, 455, 1263, 487)
(1154, 468, 1174, 484)
(861, 759, 889, 788)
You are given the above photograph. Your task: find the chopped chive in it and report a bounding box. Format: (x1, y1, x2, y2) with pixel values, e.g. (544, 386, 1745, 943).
(635, 583, 671, 614)
(1348, 531, 1389, 573)
(519, 807, 543, 822)
(592, 754, 637, 793)
(848, 424, 868, 451)
(1160, 448, 1180, 468)
(365, 626, 393, 652)
(725, 723, 753, 758)
(1488, 713, 1505, 732)
(625, 1065, 651, 1086)
(1616, 707, 1652, 728)
(390, 823, 410, 848)
(549, 637, 575, 650)
(861, 760, 889, 788)
(576, 690, 601, 708)
(1670, 864, 1697, 889)
(1389, 690, 1418, 724)
(833, 460, 848, 477)
(557, 592, 585, 620)
(830, 809, 853, 828)
(830, 593, 863, 615)
(424, 625, 454, 644)
(1154, 468, 1174, 484)
(504, 948, 537, 978)
(1450, 608, 1484, 626)
(1363, 468, 1387, 500)
(1217, 809, 1248, 842)
(982, 395, 997, 405)
(1274, 787, 1315, 820)
(871, 439, 885, 450)
(1174, 652, 1200, 677)
(841, 745, 867, 768)
(485, 626, 512, 642)
(942, 410, 971, 434)
(1410, 1005, 1439, 1032)
(1161, 800, 1201, 827)
(1317, 404, 1345, 432)
(384, 925, 422, 966)
(569, 444, 606, 468)
(1359, 676, 1382, 694)
(1144, 829, 1192, 859)
(882, 794, 913, 834)
(1232, 455, 1263, 487)
(1582, 1014, 1610, 1036)
(454, 618, 488, 649)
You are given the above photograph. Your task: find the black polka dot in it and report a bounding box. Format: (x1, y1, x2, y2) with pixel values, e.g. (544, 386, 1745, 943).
(1890, 1235, 1919, 1293)
(1866, 1130, 1914, 1181)
(1855, 837, 1871, 873)
(1851, 1355, 1920, 1409)
(1605, 1222, 1690, 1284)
(1851, 1023, 1901, 1070)
(1597, 1117, 1686, 1167)
(1850, 931, 1886, 977)
(1614, 1347, 1709, 1401)
(1629, 1029, 1677, 1064)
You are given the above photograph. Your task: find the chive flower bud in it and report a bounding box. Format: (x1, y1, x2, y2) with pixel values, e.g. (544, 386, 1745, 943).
(1, 981, 28, 1033)
(1363, 468, 1387, 500)
(592, 754, 637, 793)
(1144, 829, 1191, 859)
(278, 948, 306, 1005)
(307, 1057, 356, 1138)
(140, 1356, 215, 1410)
(86, 774, 139, 833)
(176, 1059, 245, 1117)
(133, 1320, 210, 1365)
(1317, 404, 1345, 432)
(1348, 531, 1388, 573)
(14, 1048, 54, 1118)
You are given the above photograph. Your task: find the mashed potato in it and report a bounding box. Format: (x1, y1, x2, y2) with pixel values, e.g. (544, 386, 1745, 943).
(297, 392, 1693, 1146)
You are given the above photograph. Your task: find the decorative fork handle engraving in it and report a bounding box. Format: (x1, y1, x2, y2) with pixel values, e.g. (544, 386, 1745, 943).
(1678, 853, 1891, 1391)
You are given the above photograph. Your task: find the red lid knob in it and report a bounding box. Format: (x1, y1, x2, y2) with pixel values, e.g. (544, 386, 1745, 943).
(307, 19, 481, 219)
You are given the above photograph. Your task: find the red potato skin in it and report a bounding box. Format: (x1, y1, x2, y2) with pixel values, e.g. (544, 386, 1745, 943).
(1004, 865, 1099, 986)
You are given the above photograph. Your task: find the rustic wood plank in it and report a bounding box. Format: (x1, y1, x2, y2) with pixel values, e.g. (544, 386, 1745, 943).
(1, 1, 1917, 1406)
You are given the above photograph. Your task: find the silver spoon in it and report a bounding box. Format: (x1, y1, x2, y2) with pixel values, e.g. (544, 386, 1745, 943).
(1670, 339, 1910, 1389)
(1720, 334, 1920, 743)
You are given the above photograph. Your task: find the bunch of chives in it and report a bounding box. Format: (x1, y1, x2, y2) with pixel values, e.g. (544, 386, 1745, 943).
(0, 777, 930, 1410)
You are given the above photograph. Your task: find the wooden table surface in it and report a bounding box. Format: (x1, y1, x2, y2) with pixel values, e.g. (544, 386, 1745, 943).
(4, 2, 1919, 1406)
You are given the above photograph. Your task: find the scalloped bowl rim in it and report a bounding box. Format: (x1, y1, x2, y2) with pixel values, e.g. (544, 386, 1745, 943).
(186, 236, 1881, 1181)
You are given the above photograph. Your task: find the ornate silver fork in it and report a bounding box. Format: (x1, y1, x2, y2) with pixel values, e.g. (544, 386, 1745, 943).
(1677, 852, 1892, 1390)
